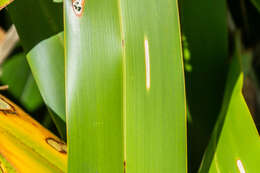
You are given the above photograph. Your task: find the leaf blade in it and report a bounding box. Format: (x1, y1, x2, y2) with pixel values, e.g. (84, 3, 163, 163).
(27, 32, 65, 121)
(65, 0, 186, 172)
(120, 0, 187, 172)
(199, 38, 260, 173)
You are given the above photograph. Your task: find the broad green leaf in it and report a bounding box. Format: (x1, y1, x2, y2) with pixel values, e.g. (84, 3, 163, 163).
(65, 0, 186, 172)
(199, 38, 260, 173)
(179, 0, 228, 171)
(0, 0, 14, 10)
(1, 53, 43, 111)
(65, 1, 124, 171)
(27, 32, 65, 122)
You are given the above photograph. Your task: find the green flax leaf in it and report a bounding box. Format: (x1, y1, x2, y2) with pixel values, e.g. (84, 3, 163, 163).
(65, 0, 186, 172)
(199, 37, 260, 173)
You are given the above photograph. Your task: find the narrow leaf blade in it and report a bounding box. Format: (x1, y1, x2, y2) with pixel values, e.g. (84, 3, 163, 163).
(65, 0, 124, 171)
(120, 0, 186, 172)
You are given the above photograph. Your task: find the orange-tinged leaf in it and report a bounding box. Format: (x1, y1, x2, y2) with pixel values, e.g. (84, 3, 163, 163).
(0, 95, 67, 172)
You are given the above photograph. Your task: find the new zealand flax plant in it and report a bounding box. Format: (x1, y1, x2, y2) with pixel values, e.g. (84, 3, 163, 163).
(0, 0, 260, 172)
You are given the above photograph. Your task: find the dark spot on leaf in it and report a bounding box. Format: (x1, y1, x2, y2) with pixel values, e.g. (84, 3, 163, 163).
(46, 137, 67, 154)
(0, 96, 16, 115)
(122, 40, 125, 48)
(124, 160, 126, 173)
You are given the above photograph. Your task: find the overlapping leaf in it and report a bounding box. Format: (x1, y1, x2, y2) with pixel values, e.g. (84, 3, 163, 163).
(27, 32, 65, 121)
(7, 0, 66, 134)
(199, 38, 260, 173)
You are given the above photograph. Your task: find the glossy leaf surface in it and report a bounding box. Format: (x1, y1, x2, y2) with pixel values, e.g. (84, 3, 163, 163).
(65, 0, 186, 172)
(27, 32, 65, 121)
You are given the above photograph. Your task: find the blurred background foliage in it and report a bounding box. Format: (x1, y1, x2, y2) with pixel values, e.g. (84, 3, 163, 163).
(0, 0, 260, 172)
(179, 0, 260, 172)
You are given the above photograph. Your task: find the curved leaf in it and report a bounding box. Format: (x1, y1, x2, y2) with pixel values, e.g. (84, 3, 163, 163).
(27, 32, 65, 121)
